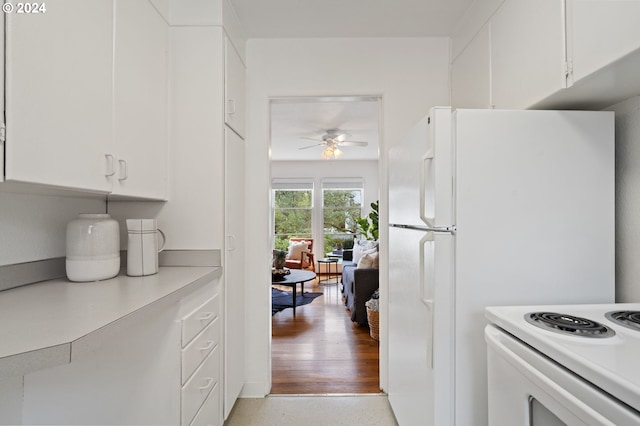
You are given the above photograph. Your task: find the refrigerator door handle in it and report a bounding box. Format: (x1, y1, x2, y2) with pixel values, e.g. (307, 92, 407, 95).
(420, 149, 435, 228)
(390, 223, 456, 234)
(420, 232, 435, 369)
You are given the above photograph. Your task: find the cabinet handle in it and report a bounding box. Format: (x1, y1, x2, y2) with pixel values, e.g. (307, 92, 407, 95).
(199, 312, 214, 321)
(198, 377, 215, 391)
(227, 99, 236, 115)
(118, 159, 128, 181)
(105, 154, 116, 177)
(200, 340, 215, 351)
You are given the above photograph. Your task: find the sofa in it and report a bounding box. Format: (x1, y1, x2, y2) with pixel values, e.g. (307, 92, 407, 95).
(341, 247, 379, 327)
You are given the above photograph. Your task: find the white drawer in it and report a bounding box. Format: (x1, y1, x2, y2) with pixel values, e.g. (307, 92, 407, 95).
(182, 294, 219, 347)
(181, 347, 220, 426)
(189, 382, 221, 426)
(182, 317, 220, 385)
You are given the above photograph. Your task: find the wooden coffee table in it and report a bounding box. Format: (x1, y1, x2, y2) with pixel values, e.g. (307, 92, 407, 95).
(272, 269, 317, 315)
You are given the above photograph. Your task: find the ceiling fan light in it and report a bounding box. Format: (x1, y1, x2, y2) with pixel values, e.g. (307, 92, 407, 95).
(322, 147, 334, 159)
(333, 147, 343, 158)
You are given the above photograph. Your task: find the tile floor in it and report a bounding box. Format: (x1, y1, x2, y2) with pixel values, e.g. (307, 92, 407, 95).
(224, 394, 398, 426)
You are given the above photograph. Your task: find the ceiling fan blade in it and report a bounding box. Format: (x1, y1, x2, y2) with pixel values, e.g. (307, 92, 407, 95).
(338, 141, 368, 147)
(332, 132, 352, 142)
(300, 136, 324, 142)
(299, 143, 325, 150)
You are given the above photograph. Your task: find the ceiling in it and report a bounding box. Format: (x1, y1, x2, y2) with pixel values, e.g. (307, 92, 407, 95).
(229, 0, 473, 38)
(233, 0, 473, 161)
(270, 98, 381, 161)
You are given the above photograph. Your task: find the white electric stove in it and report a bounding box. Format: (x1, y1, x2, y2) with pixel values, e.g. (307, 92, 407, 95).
(485, 303, 640, 425)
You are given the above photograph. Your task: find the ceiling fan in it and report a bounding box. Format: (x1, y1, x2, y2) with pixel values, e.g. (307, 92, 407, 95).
(299, 129, 368, 159)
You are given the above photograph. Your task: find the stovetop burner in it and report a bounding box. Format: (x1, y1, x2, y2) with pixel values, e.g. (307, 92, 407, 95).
(525, 312, 615, 338)
(605, 310, 640, 332)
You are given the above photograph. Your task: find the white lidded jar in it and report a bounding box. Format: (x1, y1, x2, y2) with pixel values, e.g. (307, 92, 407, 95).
(66, 214, 120, 282)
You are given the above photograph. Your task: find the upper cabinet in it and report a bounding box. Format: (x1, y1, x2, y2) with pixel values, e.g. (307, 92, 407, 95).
(567, 0, 640, 84)
(451, 25, 492, 109)
(490, 0, 567, 109)
(5, 0, 114, 193)
(112, 0, 169, 200)
(224, 37, 246, 139)
(3, 0, 169, 200)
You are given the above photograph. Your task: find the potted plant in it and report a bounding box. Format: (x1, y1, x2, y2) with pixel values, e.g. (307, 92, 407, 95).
(356, 200, 379, 241)
(272, 249, 287, 270)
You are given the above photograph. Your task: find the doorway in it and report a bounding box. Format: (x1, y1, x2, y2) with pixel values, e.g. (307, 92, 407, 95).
(269, 96, 382, 394)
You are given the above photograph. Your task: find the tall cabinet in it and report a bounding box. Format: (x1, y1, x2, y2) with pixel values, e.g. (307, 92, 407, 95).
(110, 1, 247, 422)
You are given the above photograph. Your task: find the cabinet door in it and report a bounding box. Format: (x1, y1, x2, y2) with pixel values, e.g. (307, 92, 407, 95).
(224, 38, 245, 139)
(451, 25, 492, 109)
(224, 128, 245, 418)
(568, 0, 640, 84)
(5, 0, 113, 192)
(112, 0, 169, 200)
(491, 0, 567, 109)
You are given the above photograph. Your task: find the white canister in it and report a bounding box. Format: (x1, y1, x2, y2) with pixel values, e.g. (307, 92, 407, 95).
(126, 219, 166, 277)
(66, 214, 120, 282)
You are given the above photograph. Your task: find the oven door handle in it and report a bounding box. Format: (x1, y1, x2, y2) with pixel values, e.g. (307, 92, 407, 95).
(485, 326, 617, 426)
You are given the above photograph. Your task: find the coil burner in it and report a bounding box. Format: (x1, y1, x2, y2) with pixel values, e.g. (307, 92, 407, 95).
(525, 312, 615, 338)
(605, 311, 640, 332)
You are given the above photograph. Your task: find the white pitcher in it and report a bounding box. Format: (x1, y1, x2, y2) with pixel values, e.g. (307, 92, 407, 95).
(126, 219, 166, 276)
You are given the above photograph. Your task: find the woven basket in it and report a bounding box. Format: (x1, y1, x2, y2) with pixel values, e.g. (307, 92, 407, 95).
(366, 307, 379, 341)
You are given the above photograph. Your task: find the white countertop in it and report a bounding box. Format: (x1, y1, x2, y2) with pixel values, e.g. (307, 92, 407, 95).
(0, 266, 221, 378)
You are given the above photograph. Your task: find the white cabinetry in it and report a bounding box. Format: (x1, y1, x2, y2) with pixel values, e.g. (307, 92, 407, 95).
(23, 297, 182, 424)
(5, 0, 114, 192)
(3, 0, 168, 199)
(567, 0, 640, 84)
(224, 37, 246, 138)
(451, 25, 492, 109)
(180, 289, 222, 426)
(490, 0, 567, 109)
(224, 127, 245, 416)
(112, 0, 169, 200)
(16, 272, 222, 425)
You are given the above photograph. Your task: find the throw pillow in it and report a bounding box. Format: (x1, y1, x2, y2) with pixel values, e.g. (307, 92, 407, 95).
(357, 253, 375, 269)
(287, 241, 309, 260)
(352, 239, 379, 264)
(371, 251, 379, 268)
(357, 251, 379, 269)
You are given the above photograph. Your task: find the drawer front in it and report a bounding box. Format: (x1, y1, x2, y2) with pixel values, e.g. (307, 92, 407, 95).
(182, 294, 219, 347)
(189, 382, 221, 426)
(182, 317, 220, 385)
(181, 347, 220, 426)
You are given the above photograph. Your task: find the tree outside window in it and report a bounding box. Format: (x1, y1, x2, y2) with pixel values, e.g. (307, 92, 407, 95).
(273, 189, 313, 251)
(323, 188, 361, 253)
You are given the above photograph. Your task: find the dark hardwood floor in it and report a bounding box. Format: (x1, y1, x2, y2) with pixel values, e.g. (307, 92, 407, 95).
(271, 275, 381, 394)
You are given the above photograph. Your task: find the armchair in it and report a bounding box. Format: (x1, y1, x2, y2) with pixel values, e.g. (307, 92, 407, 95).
(284, 238, 315, 272)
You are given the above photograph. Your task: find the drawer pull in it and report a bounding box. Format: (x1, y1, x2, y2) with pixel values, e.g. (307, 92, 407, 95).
(199, 312, 215, 321)
(200, 340, 215, 351)
(198, 377, 215, 391)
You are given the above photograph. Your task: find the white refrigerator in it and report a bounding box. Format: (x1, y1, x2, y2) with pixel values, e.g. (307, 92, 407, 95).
(387, 107, 615, 426)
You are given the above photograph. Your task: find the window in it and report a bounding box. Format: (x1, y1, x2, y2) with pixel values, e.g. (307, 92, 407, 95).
(322, 180, 363, 253)
(272, 181, 313, 251)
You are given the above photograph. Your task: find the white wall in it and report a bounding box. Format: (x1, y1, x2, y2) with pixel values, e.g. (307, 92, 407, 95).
(607, 96, 640, 303)
(244, 37, 450, 396)
(271, 159, 379, 256)
(0, 191, 105, 266)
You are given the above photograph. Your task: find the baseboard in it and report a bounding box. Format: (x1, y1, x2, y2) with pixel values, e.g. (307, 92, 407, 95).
(239, 381, 270, 398)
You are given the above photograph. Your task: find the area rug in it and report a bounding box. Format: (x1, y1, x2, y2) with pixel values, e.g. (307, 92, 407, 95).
(272, 288, 323, 315)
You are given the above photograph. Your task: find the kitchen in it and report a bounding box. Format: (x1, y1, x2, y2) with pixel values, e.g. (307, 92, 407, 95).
(1, 0, 640, 425)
